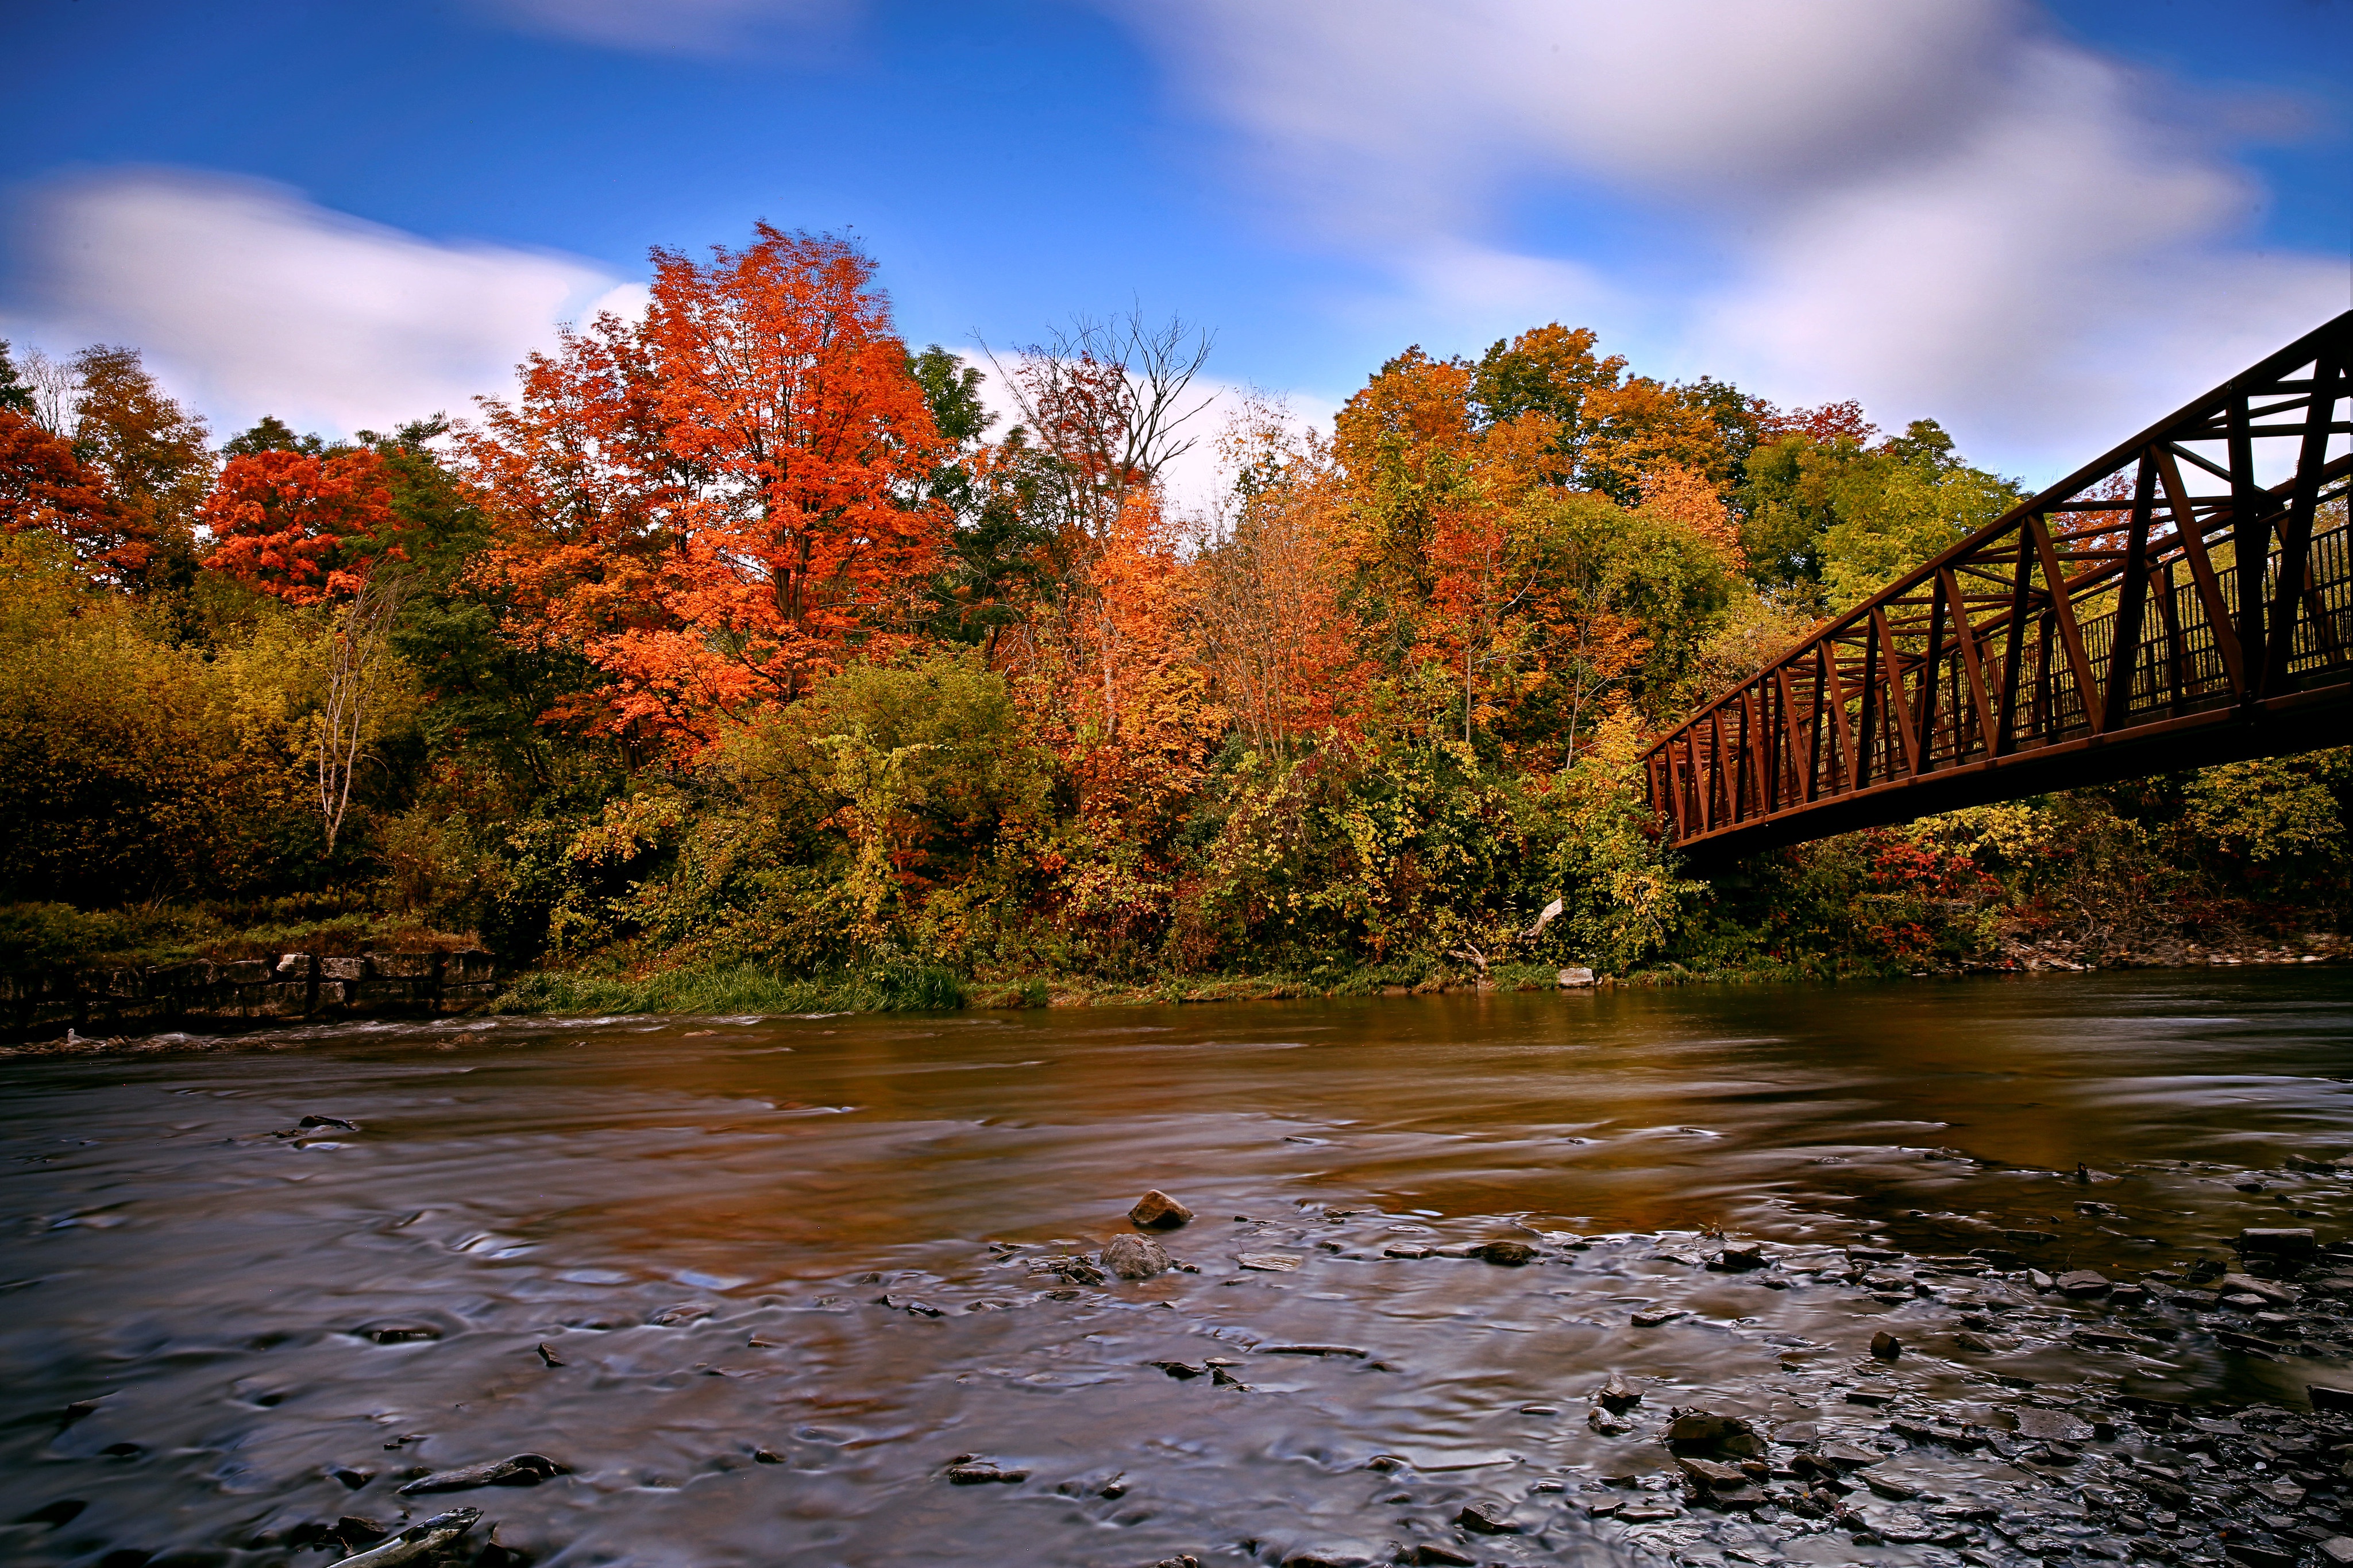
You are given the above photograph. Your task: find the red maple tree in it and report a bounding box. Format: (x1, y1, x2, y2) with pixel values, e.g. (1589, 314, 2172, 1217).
(0, 409, 119, 570)
(474, 226, 949, 744)
(200, 448, 404, 604)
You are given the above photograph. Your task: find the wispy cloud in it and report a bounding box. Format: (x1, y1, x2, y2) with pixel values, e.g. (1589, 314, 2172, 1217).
(1117, 0, 2349, 471)
(5, 168, 636, 437)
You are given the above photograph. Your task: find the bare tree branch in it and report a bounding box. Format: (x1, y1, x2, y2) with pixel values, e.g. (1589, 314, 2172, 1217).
(318, 573, 409, 855)
(978, 307, 1217, 540)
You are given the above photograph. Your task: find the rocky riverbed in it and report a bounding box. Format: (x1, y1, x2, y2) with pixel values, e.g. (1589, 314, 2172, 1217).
(3, 977, 2346, 1568)
(832, 1193, 2353, 1568)
(24, 1167, 2351, 1568)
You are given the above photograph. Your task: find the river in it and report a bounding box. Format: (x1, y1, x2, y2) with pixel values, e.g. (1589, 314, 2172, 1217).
(2, 969, 2348, 1568)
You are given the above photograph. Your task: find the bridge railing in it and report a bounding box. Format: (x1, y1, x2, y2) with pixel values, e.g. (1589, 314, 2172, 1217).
(1642, 312, 2352, 855)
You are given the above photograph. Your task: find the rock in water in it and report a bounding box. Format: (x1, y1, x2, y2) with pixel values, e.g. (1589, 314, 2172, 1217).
(2012, 1408, 2093, 1443)
(1870, 1331, 1903, 1360)
(1557, 967, 1596, 988)
(1236, 1253, 1302, 1272)
(1129, 1190, 1195, 1230)
(945, 1460, 1028, 1485)
(332, 1509, 482, 1568)
(1047, 1257, 1108, 1287)
(396, 1454, 566, 1495)
(2054, 1269, 2111, 1297)
(1597, 1371, 1642, 1412)
(1455, 1501, 1522, 1534)
(1101, 1234, 1172, 1280)
(1473, 1239, 1537, 1266)
(2218, 1272, 2294, 1306)
(1667, 1408, 1762, 1455)
(1714, 1241, 1766, 1270)
(1677, 1455, 1755, 1497)
(2238, 1227, 2319, 1259)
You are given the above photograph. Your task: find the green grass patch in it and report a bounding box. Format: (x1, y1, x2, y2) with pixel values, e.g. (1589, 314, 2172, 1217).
(0, 901, 472, 972)
(495, 961, 967, 1017)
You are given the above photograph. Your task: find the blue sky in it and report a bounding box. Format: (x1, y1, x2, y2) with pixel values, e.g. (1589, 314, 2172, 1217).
(4, 0, 2347, 496)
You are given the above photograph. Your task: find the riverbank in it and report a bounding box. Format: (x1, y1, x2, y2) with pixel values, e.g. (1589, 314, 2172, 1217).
(491, 926, 2352, 1017)
(5, 932, 2346, 1053)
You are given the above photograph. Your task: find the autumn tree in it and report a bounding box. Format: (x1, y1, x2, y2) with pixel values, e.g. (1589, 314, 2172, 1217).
(473, 226, 950, 746)
(201, 447, 405, 604)
(0, 410, 115, 555)
(1018, 489, 1226, 954)
(1330, 347, 1481, 670)
(65, 346, 214, 591)
(1409, 409, 1572, 747)
(986, 310, 1214, 555)
(1469, 324, 1726, 502)
(1191, 400, 1361, 757)
(0, 345, 211, 590)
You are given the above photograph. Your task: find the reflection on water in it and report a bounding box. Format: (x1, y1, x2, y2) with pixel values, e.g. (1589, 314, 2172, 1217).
(0, 971, 2346, 1566)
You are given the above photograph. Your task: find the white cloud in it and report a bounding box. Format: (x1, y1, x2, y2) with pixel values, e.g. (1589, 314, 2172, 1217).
(1118, 0, 2351, 476)
(1695, 37, 2347, 464)
(7, 168, 633, 437)
(474, 0, 851, 56)
(1128, 0, 2009, 230)
(1377, 241, 1622, 347)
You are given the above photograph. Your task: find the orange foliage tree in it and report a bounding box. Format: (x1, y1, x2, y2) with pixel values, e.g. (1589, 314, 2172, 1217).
(200, 448, 403, 603)
(0, 409, 118, 567)
(1015, 492, 1223, 822)
(472, 226, 950, 746)
(991, 488, 1226, 950)
(1412, 411, 1546, 743)
(1637, 464, 1745, 567)
(1192, 403, 1363, 758)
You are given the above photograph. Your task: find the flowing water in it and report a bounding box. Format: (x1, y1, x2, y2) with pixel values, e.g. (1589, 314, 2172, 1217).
(2, 970, 2348, 1568)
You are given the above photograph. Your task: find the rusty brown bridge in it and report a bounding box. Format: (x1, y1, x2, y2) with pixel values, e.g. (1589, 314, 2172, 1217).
(1642, 312, 2352, 862)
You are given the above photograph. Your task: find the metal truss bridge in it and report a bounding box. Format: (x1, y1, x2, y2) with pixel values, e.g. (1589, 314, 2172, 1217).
(1642, 313, 2351, 862)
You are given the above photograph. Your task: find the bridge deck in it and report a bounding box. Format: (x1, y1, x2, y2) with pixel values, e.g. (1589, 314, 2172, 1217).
(1643, 313, 2353, 862)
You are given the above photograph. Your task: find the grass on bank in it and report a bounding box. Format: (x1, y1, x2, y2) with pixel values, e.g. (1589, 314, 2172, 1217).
(0, 899, 474, 972)
(485, 955, 1813, 1018)
(493, 962, 970, 1016)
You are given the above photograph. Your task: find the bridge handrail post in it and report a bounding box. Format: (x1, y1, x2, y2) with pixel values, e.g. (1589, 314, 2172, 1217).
(2260, 342, 2346, 695)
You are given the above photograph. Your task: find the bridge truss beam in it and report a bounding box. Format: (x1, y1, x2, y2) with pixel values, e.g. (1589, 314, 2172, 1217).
(1642, 312, 2353, 861)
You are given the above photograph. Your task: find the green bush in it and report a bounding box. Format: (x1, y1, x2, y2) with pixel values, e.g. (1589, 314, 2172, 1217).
(496, 961, 965, 1016)
(0, 535, 307, 903)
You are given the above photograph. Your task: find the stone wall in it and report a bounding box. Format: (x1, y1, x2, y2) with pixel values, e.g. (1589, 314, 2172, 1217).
(0, 949, 500, 1041)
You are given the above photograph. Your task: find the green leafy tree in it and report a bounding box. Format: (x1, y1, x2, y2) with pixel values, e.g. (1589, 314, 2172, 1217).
(1740, 418, 2018, 611)
(0, 341, 33, 416)
(221, 415, 325, 458)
